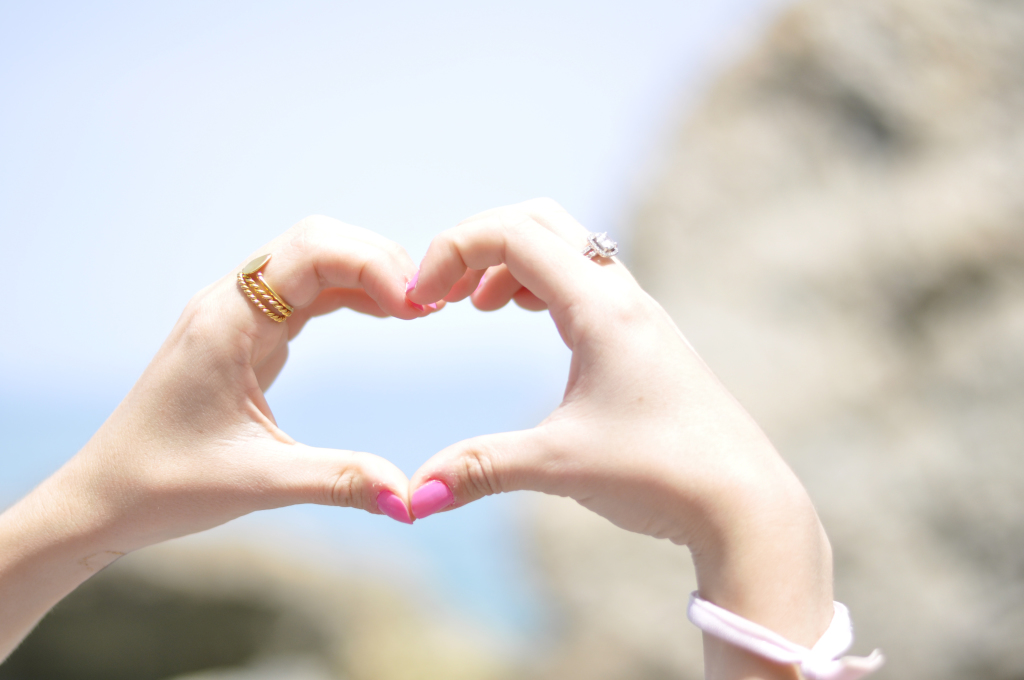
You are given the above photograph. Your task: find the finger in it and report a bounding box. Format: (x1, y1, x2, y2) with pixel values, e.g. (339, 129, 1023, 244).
(463, 200, 587, 310)
(511, 197, 590, 244)
(443, 268, 487, 302)
(478, 198, 631, 280)
(256, 443, 415, 524)
(512, 287, 547, 311)
(470, 264, 520, 311)
(408, 429, 556, 520)
(459, 198, 600, 264)
(290, 288, 445, 336)
(238, 216, 427, 329)
(410, 215, 607, 325)
(202, 216, 434, 365)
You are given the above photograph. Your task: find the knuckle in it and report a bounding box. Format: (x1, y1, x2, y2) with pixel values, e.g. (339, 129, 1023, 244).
(289, 215, 334, 252)
(500, 212, 537, 241)
(364, 247, 393, 276)
(502, 217, 545, 258)
(179, 286, 224, 342)
(382, 242, 405, 266)
(605, 288, 658, 328)
(458, 444, 504, 498)
(431, 229, 464, 263)
(383, 241, 408, 264)
(327, 465, 363, 508)
(429, 229, 454, 252)
(379, 239, 405, 263)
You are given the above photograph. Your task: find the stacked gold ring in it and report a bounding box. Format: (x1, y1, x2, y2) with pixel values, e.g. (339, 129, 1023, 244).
(238, 254, 294, 323)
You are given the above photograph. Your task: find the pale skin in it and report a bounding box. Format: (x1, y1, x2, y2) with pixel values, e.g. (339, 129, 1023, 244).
(0, 201, 833, 680)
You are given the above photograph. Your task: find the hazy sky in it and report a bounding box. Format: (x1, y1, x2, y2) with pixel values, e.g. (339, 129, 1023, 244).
(0, 0, 785, 640)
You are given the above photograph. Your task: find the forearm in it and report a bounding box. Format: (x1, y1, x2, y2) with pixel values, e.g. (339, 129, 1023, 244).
(691, 460, 834, 680)
(0, 466, 122, 661)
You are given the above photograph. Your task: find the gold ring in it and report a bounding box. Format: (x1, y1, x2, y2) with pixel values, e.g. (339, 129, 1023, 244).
(238, 254, 294, 323)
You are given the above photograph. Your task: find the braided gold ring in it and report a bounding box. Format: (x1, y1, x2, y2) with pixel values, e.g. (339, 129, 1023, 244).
(238, 254, 294, 323)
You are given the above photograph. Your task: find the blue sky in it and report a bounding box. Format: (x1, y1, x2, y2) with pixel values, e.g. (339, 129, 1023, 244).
(0, 0, 784, 640)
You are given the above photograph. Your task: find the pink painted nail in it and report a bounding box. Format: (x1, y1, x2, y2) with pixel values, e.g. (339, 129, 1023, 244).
(474, 273, 487, 294)
(406, 271, 426, 311)
(405, 270, 420, 294)
(411, 480, 454, 519)
(376, 490, 413, 524)
(428, 302, 438, 310)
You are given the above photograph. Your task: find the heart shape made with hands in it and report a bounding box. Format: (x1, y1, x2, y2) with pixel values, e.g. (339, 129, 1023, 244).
(244, 205, 828, 646)
(6, 201, 838, 675)
(193, 199, 736, 563)
(242, 256, 475, 526)
(229, 202, 627, 532)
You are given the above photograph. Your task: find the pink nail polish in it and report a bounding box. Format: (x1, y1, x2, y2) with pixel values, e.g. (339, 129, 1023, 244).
(409, 301, 426, 312)
(474, 274, 487, 293)
(406, 270, 420, 294)
(377, 490, 413, 524)
(428, 302, 438, 310)
(411, 480, 454, 519)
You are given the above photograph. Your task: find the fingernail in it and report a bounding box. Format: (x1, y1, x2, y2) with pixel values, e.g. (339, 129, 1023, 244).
(406, 271, 425, 310)
(428, 302, 438, 310)
(474, 273, 487, 293)
(377, 490, 413, 524)
(411, 480, 454, 519)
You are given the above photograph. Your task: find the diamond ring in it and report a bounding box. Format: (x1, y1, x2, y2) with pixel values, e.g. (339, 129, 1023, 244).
(582, 232, 619, 260)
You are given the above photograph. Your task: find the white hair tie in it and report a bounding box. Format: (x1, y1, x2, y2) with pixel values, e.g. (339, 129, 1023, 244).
(687, 592, 884, 680)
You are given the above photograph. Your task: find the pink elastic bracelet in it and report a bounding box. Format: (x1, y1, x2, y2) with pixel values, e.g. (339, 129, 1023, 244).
(687, 592, 884, 680)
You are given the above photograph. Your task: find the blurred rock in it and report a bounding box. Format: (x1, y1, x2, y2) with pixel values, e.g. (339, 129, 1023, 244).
(0, 542, 515, 680)
(526, 495, 704, 680)
(578, 0, 1024, 677)
(170, 656, 336, 680)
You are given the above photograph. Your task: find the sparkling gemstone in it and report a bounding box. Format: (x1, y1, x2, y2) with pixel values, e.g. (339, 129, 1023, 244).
(591, 232, 618, 257)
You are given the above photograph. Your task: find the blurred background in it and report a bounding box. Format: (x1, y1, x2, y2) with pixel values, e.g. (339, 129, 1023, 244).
(2, 0, 1023, 678)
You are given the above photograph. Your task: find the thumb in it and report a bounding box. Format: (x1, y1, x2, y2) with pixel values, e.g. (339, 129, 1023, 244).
(408, 428, 554, 520)
(256, 443, 415, 524)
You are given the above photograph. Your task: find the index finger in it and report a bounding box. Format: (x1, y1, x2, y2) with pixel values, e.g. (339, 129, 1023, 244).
(186, 215, 432, 368)
(248, 215, 425, 321)
(409, 212, 608, 327)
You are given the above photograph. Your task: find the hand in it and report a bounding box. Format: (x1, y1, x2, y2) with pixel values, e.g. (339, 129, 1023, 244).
(406, 199, 834, 678)
(74, 215, 436, 544)
(0, 216, 431, 658)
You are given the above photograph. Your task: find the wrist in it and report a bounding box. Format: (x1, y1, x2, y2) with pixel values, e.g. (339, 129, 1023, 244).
(0, 461, 125, 660)
(689, 457, 834, 650)
(0, 457, 127, 575)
